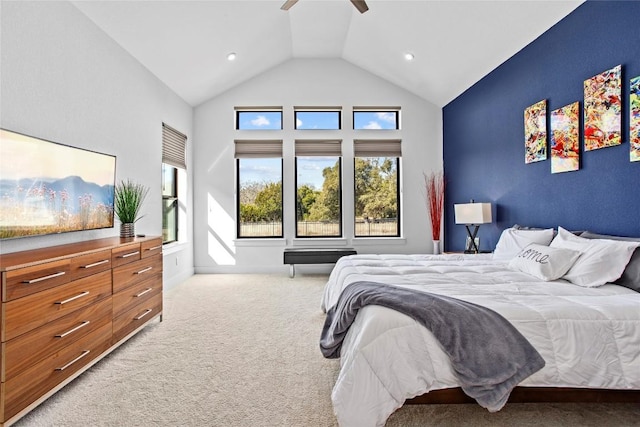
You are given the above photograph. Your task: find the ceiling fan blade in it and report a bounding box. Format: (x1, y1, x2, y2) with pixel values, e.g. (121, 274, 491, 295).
(350, 0, 369, 13)
(281, 0, 299, 11)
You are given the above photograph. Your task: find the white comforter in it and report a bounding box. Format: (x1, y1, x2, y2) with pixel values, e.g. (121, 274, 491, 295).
(321, 254, 640, 427)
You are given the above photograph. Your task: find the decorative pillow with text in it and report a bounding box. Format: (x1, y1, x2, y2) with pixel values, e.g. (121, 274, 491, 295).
(509, 243, 581, 281)
(493, 227, 555, 260)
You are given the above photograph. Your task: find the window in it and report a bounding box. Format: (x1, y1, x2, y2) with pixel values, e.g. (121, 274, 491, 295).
(295, 140, 342, 238)
(162, 123, 187, 244)
(354, 140, 401, 237)
(236, 107, 283, 130)
(353, 108, 400, 130)
(294, 107, 341, 130)
(162, 164, 178, 243)
(235, 140, 283, 238)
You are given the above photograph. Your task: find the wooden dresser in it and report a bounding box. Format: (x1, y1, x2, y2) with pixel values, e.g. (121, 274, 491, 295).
(0, 236, 163, 426)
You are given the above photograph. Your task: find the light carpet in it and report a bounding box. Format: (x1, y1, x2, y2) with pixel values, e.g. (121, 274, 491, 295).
(15, 274, 640, 427)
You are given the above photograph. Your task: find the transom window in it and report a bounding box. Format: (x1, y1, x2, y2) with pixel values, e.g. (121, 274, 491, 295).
(353, 108, 400, 130)
(294, 108, 341, 130)
(236, 107, 283, 130)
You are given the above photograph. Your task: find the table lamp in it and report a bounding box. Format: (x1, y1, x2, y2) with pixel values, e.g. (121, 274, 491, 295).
(454, 201, 492, 253)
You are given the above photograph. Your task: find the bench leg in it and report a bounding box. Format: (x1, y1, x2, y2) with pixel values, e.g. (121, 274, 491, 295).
(289, 264, 295, 278)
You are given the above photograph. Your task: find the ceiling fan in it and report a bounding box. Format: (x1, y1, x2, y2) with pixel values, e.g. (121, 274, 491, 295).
(281, 0, 369, 14)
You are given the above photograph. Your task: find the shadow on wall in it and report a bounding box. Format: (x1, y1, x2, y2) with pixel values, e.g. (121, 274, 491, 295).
(207, 193, 236, 265)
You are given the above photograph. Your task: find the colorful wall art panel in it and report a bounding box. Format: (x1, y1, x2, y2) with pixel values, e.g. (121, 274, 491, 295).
(583, 64, 622, 151)
(631, 75, 640, 162)
(550, 101, 580, 174)
(524, 99, 547, 163)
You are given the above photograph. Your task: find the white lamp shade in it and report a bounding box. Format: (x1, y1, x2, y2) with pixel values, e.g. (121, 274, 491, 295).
(454, 203, 492, 224)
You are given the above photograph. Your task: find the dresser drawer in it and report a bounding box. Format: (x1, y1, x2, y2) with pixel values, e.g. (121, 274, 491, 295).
(70, 249, 112, 281)
(112, 292, 162, 344)
(141, 238, 163, 259)
(2, 270, 112, 342)
(3, 259, 71, 302)
(112, 254, 162, 294)
(1, 298, 112, 382)
(111, 243, 141, 268)
(1, 322, 112, 421)
(113, 275, 162, 318)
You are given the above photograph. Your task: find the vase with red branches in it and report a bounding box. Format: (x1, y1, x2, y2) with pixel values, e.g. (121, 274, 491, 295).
(424, 171, 445, 254)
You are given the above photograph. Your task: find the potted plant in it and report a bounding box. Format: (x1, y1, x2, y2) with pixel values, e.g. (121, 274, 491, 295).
(424, 171, 445, 254)
(114, 179, 149, 238)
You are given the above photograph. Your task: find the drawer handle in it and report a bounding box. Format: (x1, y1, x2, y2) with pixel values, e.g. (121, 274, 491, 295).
(55, 291, 90, 305)
(118, 251, 140, 259)
(135, 287, 153, 298)
(55, 321, 91, 338)
(135, 266, 153, 275)
(134, 308, 153, 320)
(146, 245, 162, 252)
(55, 350, 90, 371)
(81, 259, 110, 269)
(22, 271, 66, 284)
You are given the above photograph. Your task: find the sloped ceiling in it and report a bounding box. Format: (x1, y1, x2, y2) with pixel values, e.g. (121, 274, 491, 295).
(71, 0, 584, 107)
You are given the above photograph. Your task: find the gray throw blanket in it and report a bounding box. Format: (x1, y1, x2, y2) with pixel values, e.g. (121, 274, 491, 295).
(320, 281, 545, 411)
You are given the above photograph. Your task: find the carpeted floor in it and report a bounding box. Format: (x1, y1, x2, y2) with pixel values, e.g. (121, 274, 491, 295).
(14, 274, 640, 427)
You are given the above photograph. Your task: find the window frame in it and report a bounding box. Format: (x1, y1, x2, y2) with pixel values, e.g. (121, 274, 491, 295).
(235, 108, 283, 130)
(352, 108, 400, 130)
(294, 156, 343, 239)
(161, 163, 179, 244)
(294, 109, 342, 130)
(236, 157, 284, 239)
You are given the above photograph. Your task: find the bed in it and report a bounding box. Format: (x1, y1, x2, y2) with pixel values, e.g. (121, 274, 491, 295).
(320, 227, 640, 427)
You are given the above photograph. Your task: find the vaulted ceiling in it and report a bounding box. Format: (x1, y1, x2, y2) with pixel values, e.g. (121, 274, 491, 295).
(71, 0, 584, 108)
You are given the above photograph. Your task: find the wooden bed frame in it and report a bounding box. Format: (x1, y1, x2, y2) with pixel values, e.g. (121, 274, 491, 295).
(406, 387, 640, 404)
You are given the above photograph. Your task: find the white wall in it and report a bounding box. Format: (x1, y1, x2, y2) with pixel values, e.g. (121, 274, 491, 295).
(0, 1, 194, 289)
(194, 59, 442, 274)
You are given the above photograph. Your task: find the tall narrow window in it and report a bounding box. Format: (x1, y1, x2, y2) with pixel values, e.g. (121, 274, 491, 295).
(354, 139, 401, 237)
(162, 164, 178, 243)
(295, 140, 342, 238)
(162, 123, 187, 244)
(235, 140, 283, 238)
(353, 107, 400, 130)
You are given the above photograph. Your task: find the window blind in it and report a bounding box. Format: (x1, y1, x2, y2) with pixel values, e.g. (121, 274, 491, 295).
(354, 139, 402, 157)
(162, 123, 187, 169)
(295, 139, 342, 156)
(234, 140, 283, 158)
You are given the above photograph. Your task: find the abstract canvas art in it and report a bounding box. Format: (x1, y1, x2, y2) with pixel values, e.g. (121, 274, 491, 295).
(583, 64, 622, 151)
(524, 99, 547, 163)
(550, 102, 580, 174)
(631, 75, 640, 162)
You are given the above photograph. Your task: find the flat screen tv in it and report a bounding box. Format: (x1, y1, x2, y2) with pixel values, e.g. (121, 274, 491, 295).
(0, 128, 116, 239)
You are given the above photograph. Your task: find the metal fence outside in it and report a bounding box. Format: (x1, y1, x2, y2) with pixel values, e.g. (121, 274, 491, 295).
(239, 218, 398, 237)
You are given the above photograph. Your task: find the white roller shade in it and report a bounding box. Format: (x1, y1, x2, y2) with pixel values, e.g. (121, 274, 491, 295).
(353, 139, 402, 157)
(162, 123, 187, 169)
(234, 140, 283, 158)
(295, 140, 342, 156)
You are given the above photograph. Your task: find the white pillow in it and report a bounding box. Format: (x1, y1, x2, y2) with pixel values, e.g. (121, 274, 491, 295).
(550, 227, 640, 287)
(509, 243, 581, 281)
(493, 227, 555, 260)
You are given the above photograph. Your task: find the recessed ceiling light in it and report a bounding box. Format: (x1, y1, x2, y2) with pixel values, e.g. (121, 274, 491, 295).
(227, 52, 237, 61)
(404, 52, 414, 61)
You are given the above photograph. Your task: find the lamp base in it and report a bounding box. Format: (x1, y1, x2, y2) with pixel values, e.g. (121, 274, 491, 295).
(464, 225, 481, 253)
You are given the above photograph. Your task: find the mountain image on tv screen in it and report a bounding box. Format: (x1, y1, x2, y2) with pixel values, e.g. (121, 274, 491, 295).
(0, 129, 117, 239)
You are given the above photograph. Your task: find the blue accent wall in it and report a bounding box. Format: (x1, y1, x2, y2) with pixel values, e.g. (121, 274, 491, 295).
(443, 0, 640, 252)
